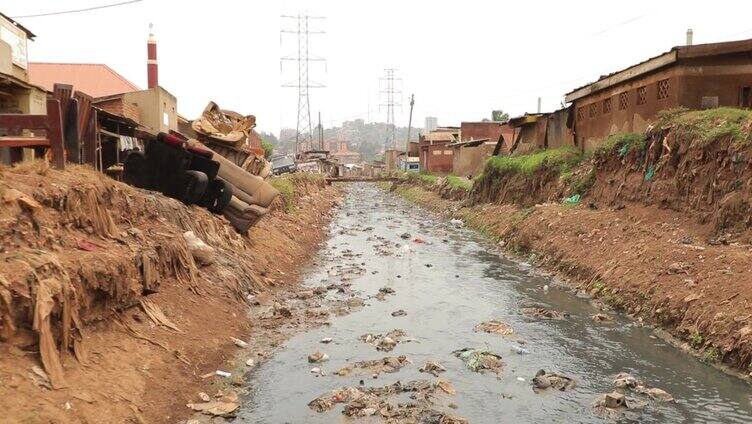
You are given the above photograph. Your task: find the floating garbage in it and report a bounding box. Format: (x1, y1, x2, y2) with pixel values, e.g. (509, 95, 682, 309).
(418, 361, 447, 377)
(452, 348, 504, 374)
(391, 309, 407, 317)
(334, 355, 410, 377)
(474, 320, 514, 336)
(510, 345, 530, 355)
(308, 351, 330, 363)
(532, 369, 576, 393)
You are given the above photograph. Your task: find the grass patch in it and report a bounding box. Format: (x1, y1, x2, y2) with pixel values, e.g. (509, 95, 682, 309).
(446, 175, 472, 191)
(593, 132, 647, 160)
(269, 177, 295, 212)
(484, 146, 583, 177)
(655, 107, 752, 147)
(404, 171, 438, 185)
(703, 346, 720, 364)
(689, 331, 704, 348)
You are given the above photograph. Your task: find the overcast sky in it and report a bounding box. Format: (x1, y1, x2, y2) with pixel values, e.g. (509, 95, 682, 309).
(6, 0, 752, 135)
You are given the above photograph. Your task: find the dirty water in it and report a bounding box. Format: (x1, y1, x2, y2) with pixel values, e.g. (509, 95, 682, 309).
(234, 183, 752, 423)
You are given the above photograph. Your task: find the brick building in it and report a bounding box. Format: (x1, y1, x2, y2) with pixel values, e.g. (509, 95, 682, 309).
(565, 38, 752, 150)
(418, 128, 459, 174)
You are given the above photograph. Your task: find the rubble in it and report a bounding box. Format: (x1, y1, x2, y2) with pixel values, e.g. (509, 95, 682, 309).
(592, 372, 673, 418)
(452, 348, 504, 374)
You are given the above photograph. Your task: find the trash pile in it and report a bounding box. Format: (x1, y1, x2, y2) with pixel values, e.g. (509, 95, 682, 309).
(452, 348, 504, 374)
(592, 372, 674, 419)
(474, 320, 514, 336)
(418, 361, 446, 377)
(191, 101, 256, 149)
(359, 329, 410, 352)
(308, 379, 466, 422)
(532, 370, 576, 393)
(334, 356, 410, 377)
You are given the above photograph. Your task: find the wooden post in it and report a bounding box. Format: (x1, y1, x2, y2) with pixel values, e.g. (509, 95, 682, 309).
(46, 99, 65, 169)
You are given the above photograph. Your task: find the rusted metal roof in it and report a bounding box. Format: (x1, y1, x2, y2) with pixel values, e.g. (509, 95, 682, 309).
(422, 131, 458, 142)
(28, 62, 140, 98)
(565, 37, 752, 102)
(508, 113, 545, 128)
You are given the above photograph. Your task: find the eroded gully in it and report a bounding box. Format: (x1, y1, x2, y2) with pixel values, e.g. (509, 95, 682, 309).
(234, 183, 752, 423)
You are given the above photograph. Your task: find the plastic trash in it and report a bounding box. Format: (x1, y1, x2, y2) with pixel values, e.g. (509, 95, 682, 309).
(215, 370, 231, 378)
(562, 194, 581, 205)
(510, 345, 530, 355)
(449, 219, 464, 227)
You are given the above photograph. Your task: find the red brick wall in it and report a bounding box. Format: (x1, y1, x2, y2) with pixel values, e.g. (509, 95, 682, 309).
(421, 142, 453, 174)
(96, 98, 141, 124)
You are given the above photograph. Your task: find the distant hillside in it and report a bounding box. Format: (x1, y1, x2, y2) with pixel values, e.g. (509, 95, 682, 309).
(275, 119, 421, 161)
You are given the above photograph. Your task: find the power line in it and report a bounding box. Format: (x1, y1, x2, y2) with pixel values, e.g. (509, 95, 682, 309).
(379, 68, 402, 151)
(280, 13, 326, 157)
(11, 0, 143, 19)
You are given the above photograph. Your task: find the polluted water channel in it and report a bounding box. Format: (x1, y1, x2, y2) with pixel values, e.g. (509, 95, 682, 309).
(234, 183, 752, 423)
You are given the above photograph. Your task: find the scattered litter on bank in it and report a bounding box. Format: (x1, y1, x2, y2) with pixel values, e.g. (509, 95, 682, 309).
(452, 348, 504, 374)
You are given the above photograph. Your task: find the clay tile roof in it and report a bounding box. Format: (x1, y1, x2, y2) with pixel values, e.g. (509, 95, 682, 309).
(27, 62, 140, 98)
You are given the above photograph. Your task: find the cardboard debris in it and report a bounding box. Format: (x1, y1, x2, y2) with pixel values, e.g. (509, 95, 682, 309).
(140, 298, 181, 332)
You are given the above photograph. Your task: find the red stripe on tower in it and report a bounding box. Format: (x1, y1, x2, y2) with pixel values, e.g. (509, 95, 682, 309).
(147, 23, 158, 89)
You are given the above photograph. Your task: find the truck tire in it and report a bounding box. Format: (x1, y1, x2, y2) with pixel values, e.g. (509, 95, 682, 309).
(198, 178, 233, 214)
(179, 170, 209, 204)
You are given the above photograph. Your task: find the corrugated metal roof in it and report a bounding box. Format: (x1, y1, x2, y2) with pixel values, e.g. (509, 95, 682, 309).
(28, 62, 140, 97)
(422, 131, 457, 142)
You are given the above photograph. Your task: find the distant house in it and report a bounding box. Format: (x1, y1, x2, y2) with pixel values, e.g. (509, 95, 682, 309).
(451, 121, 515, 177)
(330, 141, 361, 165)
(418, 128, 459, 173)
(28, 62, 178, 134)
(565, 38, 752, 150)
(508, 108, 574, 154)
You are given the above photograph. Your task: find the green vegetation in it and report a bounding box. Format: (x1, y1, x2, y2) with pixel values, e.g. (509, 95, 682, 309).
(690, 331, 705, 348)
(593, 132, 647, 159)
(655, 107, 752, 147)
(446, 175, 473, 191)
(484, 146, 583, 177)
(703, 346, 720, 364)
(261, 139, 274, 158)
(268, 177, 295, 212)
(403, 171, 438, 185)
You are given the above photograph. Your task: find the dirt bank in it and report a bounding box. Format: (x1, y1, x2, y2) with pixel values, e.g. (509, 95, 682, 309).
(385, 108, 752, 378)
(0, 162, 340, 423)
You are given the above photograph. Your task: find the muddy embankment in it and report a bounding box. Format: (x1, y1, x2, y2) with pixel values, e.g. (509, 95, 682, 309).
(388, 108, 752, 378)
(0, 162, 340, 423)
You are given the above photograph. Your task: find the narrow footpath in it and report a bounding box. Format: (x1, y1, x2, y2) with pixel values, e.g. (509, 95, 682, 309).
(234, 183, 752, 423)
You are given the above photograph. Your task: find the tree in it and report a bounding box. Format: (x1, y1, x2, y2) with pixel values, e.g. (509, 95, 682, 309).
(492, 110, 509, 122)
(261, 139, 274, 158)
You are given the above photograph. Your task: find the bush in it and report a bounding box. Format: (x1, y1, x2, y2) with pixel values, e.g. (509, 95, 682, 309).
(261, 140, 274, 158)
(484, 146, 583, 177)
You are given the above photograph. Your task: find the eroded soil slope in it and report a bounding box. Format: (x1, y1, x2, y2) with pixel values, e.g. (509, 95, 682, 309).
(0, 162, 339, 423)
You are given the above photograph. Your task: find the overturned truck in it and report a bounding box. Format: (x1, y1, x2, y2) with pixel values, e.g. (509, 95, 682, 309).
(123, 131, 278, 233)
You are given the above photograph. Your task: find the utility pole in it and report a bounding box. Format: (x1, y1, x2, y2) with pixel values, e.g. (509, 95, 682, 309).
(281, 13, 326, 157)
(406, 94, 415, 152)
(379, 68, 402, 151)
(318, 111, 323, 150)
